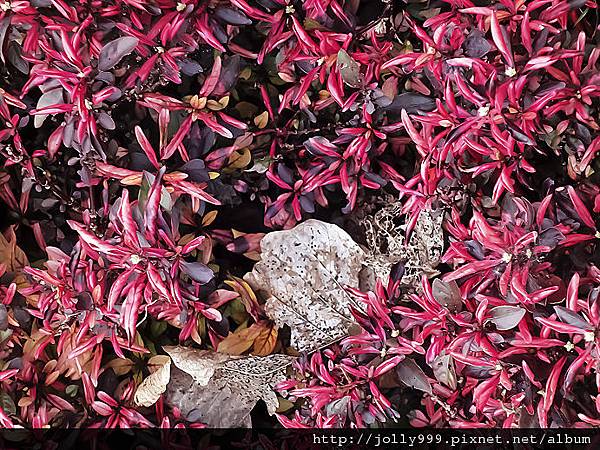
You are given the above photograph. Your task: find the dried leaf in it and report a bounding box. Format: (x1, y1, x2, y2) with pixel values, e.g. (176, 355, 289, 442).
(218, 323, 263, 355)
(164, 346, 226, 385)
(202, 210, 218, 227)
(361, 203, 444, 287)
(252, 322, 278, 356)
(244, 220, 367, 352)
(216, 321, 278, 356)
(160, 346, 294, 427)
(133, 355, 171, 407)
(254, 111, 269, 129)
(406, 209, 445, 278)
(0, 226, 28, 274)
(227, 148, 252, 170)
(106, 357, 135, 376)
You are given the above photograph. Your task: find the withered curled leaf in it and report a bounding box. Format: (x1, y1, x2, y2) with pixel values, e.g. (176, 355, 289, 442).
(135, 346, 294, 427)
(133, 355, 171, 407)
(361, 203, 444, 288)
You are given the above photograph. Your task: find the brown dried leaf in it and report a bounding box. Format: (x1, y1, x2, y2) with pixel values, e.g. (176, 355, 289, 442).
(244, 220, 367, 352)
(252, 322, 278, 356)
(0, 226, 28, 273)
(106, 357, 135, 376)
(217, 323, 263, 355)
(218, 321, 279, 356)
(227, 148, 252, 170)
(201, 210, 218, 227)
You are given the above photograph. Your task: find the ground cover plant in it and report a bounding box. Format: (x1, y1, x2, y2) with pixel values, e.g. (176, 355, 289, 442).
(0, 0, 599, 430)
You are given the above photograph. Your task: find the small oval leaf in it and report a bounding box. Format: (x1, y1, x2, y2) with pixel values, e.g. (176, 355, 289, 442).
(181, 261, 214, 284)
(487, 305, 526, 331)
(432, 278, 462, 313)
(396, 358, 432, 394)
(98, 37, 139, 71)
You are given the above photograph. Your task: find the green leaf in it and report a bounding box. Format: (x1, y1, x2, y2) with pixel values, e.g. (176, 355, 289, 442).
(0, 391, 15, 415)
(150, 319, 168, 338)
(65, 385, 79, 397)
(337, 49, 362, 88)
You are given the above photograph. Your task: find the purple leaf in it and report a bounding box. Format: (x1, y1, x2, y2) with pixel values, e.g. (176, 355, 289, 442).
(337, 49, 362, 88)
(465, 240, 485, 260)
(396, 358, 432, 394)
(98, 37, 139, 71)
(181, 261, 214, 284)
(487, 306, 526, 331)
(431, 353, 457, 389)
(432, 278, 462, 313)
(0, 18, 9, 64)
(179, 58, 203, 76)
(97, 112, 116, 130)
(214, 8, 252, 25)
(34, 87, 64, 128)
(298, 195, 315, 214)
(463, 30, 492, 58)
(553, 306, 592, 330)
(539, 228, 565, 248)
(385, 93, 436, 114)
